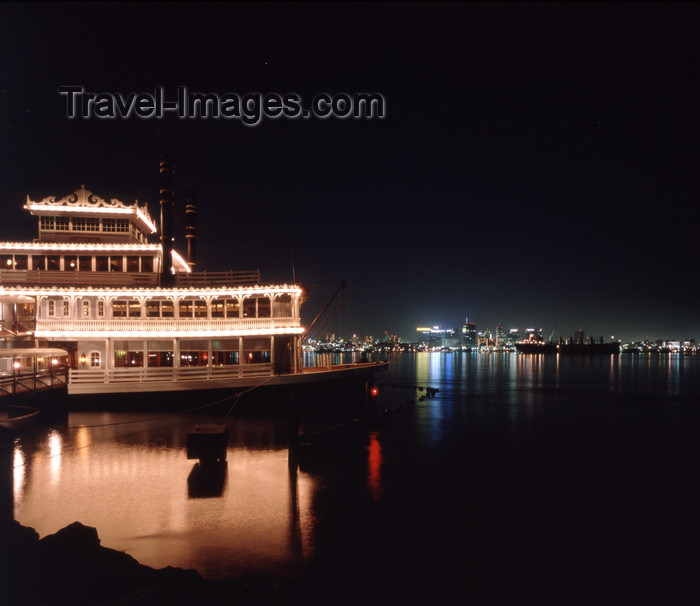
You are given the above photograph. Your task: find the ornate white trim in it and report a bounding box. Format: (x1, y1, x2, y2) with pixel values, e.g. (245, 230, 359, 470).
(25, 185, 156, 233)
(28, 185, 132, 210)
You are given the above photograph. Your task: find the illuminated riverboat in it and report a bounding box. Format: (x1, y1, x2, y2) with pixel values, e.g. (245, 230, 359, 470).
(0, 182, 387, 399)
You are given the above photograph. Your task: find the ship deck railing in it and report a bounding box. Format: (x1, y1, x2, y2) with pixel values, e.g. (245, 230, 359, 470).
(38, 317, 300, 333)
(0, 367, 68, 397)
(175, 270, 261, 287)
(69, 363, 275, 385)
(68, 360, 383, 386)
(0, 270, 159, 287)
(0, 269, 261, 288)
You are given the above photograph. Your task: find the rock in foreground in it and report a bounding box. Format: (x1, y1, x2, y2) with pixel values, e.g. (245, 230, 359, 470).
(0, 520, 289, 605)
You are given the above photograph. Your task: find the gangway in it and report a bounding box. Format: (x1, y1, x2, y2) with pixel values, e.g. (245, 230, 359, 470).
(0, 348, 69, 397)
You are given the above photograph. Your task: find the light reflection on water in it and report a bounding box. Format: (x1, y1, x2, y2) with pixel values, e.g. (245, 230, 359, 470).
(11, 352, 700, 591)
(14, 413, 317, 580)
(398, 351, 700, 401)
(366, 431, 383, 501)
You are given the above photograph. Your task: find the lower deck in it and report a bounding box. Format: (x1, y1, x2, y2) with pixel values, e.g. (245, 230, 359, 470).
(67, 361, 390, 395)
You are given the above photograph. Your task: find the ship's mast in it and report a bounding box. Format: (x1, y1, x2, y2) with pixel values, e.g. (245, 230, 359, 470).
(159, 135, 175, 285)
(185, 180, 197, 271)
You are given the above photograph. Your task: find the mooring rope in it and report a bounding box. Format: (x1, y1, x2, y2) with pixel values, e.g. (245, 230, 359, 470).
(219, 375, 276, 422)
(26, 374, 279, 433)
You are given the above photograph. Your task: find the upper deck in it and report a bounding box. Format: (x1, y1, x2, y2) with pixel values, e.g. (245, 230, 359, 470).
(25, 185, 156, 244)
(0, 244, 258, 287)
(1, 186, 260, 288)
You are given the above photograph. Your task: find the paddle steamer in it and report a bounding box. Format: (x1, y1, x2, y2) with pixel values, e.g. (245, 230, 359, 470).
(0, 165, 387, 400)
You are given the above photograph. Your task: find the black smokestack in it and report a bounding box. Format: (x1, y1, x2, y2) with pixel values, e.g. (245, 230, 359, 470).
(185, 180, 197, 271)
(159, 132, 175, 285)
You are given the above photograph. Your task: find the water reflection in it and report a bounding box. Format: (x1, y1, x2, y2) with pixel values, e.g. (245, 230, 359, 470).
(12, 352, 700, 589)
(13, 442, 25, 505)
(366, 431, 383, 501)
(14, 413, 318, 580)
(47, 430, 62, 484)
(187, 460, 228, 498)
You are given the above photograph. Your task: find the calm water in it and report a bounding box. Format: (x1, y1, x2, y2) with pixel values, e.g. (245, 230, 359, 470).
(12, 353, 700, 604)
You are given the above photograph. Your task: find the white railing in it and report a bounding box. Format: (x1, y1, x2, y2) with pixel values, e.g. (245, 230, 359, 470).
(0, 269, 261, 287)
(175, 270, 260, 287)
(37, 317, 300, 333)
(0, 270, 158, 286)
(69, 363, 273, 384)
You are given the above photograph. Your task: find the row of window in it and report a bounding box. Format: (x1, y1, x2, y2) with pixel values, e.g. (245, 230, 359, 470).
(46, 295, 292, 319)
(109, 338, 271, 368)
(1, 254, 155, 273)
(40, 216, 130, 233)
(113, 350, 268, 367)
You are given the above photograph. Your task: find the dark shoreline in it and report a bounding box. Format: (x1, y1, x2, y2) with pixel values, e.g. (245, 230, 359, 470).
(1, 520, 300, 606)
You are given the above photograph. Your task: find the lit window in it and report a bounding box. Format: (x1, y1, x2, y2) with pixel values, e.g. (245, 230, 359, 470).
(112, 300, 127, 318)
(128, 300, 141, 317)
(180, 340, 209, 367)
(141, 256, 154, 273)
(95, 256, 109, 271)
(243, 296, 270, 318)
(212, 339, 239, 366)
(82, 300, 90, 316)
(161, 300, 174, 317)
(179, 299, 194, 318)
(126, 256, 139, 272)
(78, 256, 92, 271)
(243, 298, 256, 318)
(243, 337, 271, 364)
(194, 300, 208, 318)
(225, 298, 239, 318)
(211, 299, 225, 318)
(110, 256, 123, 272)
(113, 299, 141, 317)
(258, 297, 271, 318)
(31, 255, 46, 271)
(146, 340, 173, 367)
(114, 344, 144, 367)
(273, 294, 292, 317)
(62, 300, 70, 316)
(147, 299, 174, 318)
(85, 217, 99, 231)
(146, 300, 160, 318)
(90, 352, 100, 367)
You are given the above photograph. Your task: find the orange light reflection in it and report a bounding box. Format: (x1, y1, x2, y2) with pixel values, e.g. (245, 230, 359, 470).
(367, 431, 383, 501)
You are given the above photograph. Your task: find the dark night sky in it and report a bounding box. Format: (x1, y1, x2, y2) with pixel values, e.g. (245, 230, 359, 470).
(1, 1, 699, 342)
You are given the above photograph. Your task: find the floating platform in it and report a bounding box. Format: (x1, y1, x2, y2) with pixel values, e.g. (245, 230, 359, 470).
(186, 423, 229, 464)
